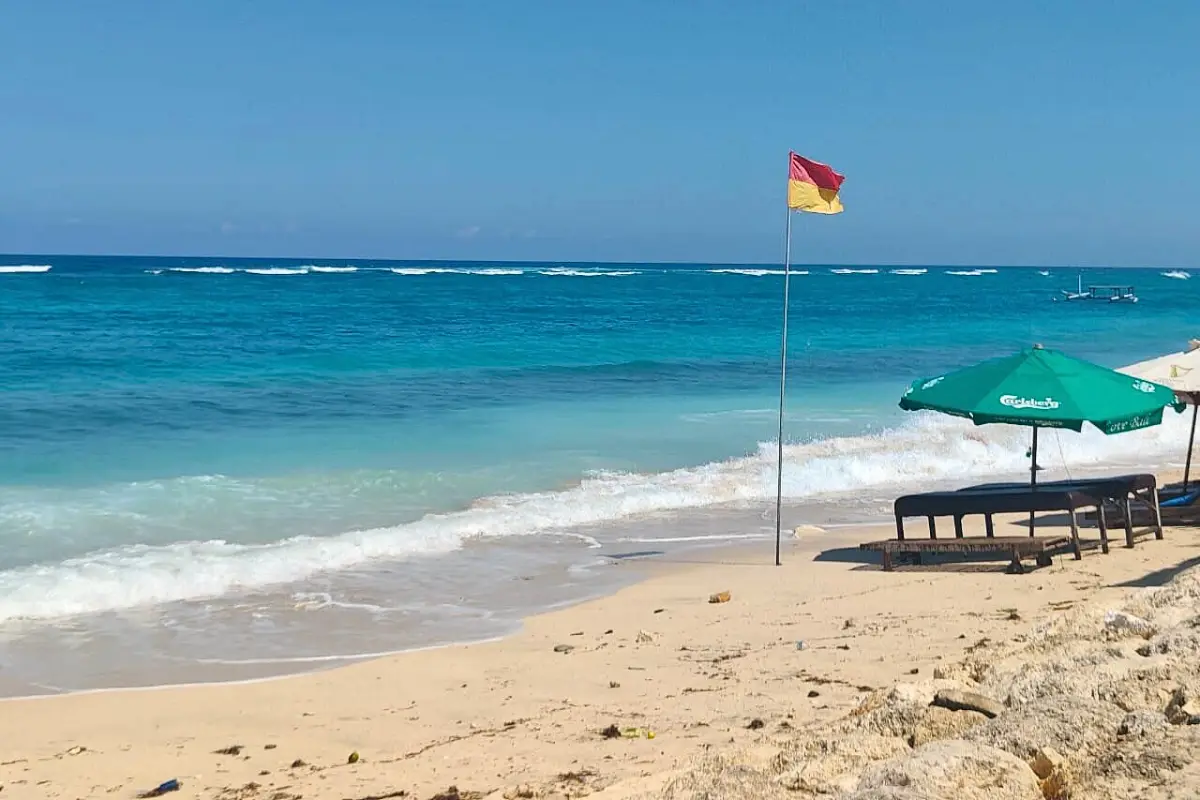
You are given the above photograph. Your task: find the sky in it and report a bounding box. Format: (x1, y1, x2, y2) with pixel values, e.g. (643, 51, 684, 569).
(1, 1, 1198, 266)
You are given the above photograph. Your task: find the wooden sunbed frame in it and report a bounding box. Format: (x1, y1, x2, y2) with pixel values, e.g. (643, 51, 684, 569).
(860, 487, 1105, 573)
(963, 474, 1164, 548)
(860, 535, 1071, 574)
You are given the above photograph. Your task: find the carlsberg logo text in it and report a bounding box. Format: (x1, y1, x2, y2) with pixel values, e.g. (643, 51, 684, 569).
(999, 395, 1060, 410)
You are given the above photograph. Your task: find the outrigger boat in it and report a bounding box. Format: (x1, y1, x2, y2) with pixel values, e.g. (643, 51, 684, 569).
(1059, 273, 1138, 303)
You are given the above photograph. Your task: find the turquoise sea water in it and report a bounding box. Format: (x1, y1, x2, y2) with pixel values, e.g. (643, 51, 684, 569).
(0, 256, 1196, 692)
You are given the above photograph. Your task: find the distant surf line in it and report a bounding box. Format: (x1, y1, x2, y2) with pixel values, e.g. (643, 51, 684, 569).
(0, 265, 52, 273)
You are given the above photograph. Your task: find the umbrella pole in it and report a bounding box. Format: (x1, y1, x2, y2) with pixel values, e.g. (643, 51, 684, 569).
(1028, 425, 1038, 532)
(773, 209, 794, 567)
(1185, 403, 1198, 491)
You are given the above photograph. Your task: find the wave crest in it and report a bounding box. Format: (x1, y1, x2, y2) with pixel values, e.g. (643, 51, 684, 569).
(168, 267, 235, 274)
(0, 265, 51, 273)
(0, 410, 1185, 622)
(708, 268, 791, 276)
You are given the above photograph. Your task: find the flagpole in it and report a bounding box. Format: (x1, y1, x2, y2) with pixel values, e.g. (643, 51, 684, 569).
(775, 207, 794, 567)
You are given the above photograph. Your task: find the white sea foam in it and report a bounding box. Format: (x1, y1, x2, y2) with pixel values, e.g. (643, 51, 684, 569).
(538, 268, 640, 277)
(707, 268, 790, 276)
(306, 266, 358, 273)
(830, 268, 879, 275)
(244, 268, 309, 275)
(168, 267, 235, 274)
(0, 410, 1187, 623)
(1162, 270, 1191, 280)
(616, 533, 765, 544)
(0, 265, 52, 273)
(978, 269, 999, 273)
(947, 269, 986, 276)
(1038, 270, 1051, 276)
(890, 269, 927, 275)
(390, 267, 525, 275)
(390, 267, 457, 275)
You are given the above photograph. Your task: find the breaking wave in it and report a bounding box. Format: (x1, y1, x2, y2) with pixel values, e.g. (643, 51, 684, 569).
(168, 267, 235, 274)
(537, 268, 640, 277)
(0, 265, 52, 273)
(708, 268, 789, 276)
(0, 410, 1185, 622)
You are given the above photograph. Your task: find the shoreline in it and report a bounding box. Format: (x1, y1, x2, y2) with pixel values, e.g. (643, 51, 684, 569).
(0, 461, 1187, 699)
(2, 503, 1197, 799)
(0, 522, 757, 701)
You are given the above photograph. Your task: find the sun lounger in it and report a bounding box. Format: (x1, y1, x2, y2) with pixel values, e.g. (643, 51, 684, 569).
(861, 487, 1107, 573)
(960, 473, 1156, 500)
(860, 535, 1071, 574)
(959, 474, 1163, 547)
(1108, 486, 1199, 527)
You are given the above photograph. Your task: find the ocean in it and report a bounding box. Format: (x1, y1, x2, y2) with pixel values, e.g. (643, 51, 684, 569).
(0, 255, 1196, 694)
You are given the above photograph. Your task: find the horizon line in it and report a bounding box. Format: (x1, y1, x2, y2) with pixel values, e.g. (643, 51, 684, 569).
(0, 252, 1192, 271)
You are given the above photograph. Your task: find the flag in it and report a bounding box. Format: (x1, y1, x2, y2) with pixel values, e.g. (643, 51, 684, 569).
(787, 152, 845, 214)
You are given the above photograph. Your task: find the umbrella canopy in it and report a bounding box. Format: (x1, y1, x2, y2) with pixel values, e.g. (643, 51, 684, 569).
(1120, 343, 1200, 489)
(1119, 344, 1200, 405)
(900, 345, 1179, 434)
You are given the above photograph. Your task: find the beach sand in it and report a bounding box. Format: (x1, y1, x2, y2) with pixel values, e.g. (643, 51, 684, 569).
(1, 511, 1198, 800)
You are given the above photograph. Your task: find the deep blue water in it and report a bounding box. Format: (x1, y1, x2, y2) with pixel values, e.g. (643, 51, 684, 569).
(0, 255, 1196, 690)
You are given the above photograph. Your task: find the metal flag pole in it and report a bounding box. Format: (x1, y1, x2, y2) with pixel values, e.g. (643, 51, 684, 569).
(774, 207, 794, 567)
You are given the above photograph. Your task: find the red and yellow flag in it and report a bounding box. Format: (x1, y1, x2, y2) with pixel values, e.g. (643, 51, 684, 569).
(787, 152, 845, 214)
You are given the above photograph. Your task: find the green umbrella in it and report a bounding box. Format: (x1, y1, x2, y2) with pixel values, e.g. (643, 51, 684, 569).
(899, 345, 1179, 491)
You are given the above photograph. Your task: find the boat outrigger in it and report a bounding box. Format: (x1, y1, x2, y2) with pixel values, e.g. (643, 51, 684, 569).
(1059, 274, 1138, 303)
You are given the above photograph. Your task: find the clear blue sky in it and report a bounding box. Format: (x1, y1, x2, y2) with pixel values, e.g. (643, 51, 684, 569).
(1, 1, 1197, 266)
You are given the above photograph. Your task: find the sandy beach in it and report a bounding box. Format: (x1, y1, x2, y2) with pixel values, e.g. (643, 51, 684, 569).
(1, 505, 1197, 800)
(9, 4, 1200, 798)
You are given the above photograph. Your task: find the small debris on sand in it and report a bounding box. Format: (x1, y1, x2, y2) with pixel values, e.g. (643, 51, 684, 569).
(932, 689, 1005, 718)
(428, 787, 485, 800)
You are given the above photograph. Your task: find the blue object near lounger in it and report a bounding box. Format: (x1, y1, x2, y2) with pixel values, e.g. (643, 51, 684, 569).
(1161, 490, 1200, 508)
